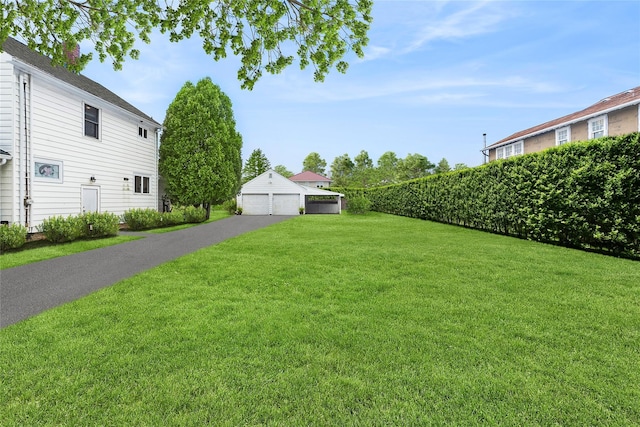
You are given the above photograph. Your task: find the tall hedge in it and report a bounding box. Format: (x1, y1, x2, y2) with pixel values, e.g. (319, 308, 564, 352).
(339, 133, 639, 259)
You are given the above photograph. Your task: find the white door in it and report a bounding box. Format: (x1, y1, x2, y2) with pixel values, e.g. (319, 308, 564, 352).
(272, 194, 299, 215)
(242, 194, 269, 215)
(82, 187, 99, 213)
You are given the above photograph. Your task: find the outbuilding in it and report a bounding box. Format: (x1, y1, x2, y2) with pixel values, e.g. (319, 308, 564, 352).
(237, 169, 343, 215)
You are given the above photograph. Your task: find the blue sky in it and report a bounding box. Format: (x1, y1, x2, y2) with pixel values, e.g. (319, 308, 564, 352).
(82, 0, 640, 173)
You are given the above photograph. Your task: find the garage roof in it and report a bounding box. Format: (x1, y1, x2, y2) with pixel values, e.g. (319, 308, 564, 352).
(241, 169, 343, 197)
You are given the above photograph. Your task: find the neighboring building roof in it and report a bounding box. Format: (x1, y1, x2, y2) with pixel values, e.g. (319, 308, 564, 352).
(242, 169, 342, 196)
(487, 86, 640, 149)
(289, 171, 332, 182)
(1, 37, 161, 126)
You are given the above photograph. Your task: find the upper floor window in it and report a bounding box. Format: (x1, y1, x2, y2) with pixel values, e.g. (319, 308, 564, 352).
(495, 140, 524, 160)
(84, 104, 99, 138)
(588, 115, 607, 139)
(138, 126, 148, 139)
(556, 126, 571, 145)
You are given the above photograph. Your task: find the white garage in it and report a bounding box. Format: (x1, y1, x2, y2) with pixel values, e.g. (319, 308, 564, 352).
(237, 169, 343, 215)
(272, 194, 300, 215)
(240, 194, 270, 215)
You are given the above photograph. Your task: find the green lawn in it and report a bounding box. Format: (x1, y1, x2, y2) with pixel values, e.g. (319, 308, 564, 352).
(0, 210, 231, 269)
(0, 235, 141, 270)
(1, 213, 638, 425)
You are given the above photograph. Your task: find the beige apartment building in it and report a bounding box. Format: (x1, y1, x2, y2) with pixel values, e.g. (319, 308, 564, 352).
(485, 86, 640, 161)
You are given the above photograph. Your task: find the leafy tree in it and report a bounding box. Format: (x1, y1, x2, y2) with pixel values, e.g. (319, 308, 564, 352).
(396, 153, 434, 182)
(453, 163, 469, 171)
(159, 77, 242, 217)
(302, 152, 327, 175)
(376, 151, 400, 184)
(274, 165, 293, 178)
(434, 158, 451, 174)
(242, 149, 271, 183)
(3, 0, 373, 89)
(353, 149, 374, 187)
(330, 153, 354, 187)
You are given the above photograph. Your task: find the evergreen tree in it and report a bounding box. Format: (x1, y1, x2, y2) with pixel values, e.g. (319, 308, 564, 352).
(242, 149, 271, 183)
(159, 77, 242, 217)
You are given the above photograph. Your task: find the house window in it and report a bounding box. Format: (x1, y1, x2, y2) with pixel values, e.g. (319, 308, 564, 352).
(589, 115, 607, 139)
(34, 158, 63, 183)
(138, 126, 148, 139)
(513, 141, 523, 156)
(556, 126, 571, 145)
(134, 175, 150, 194)
(84, 104, 99, 138)
(495, 140, 523, 160)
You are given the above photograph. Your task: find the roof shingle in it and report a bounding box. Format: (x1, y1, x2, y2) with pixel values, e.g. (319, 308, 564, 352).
(1, 37, 161, 126)
(289, 171, 332, 182)
(488, 87, 640, 149)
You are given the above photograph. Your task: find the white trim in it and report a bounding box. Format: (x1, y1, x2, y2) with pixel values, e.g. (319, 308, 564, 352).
(133, 173, 152, 194)
(496, 140, 523, 160)
(588, 114, 608, 139)
(33, 158, 63, 183)
(81, 185, 101, 213)
(83, 102, 101, 140)
(9, 57, 161, 128)
(555, 126, 571, 146)
(489, 99, 639, 149)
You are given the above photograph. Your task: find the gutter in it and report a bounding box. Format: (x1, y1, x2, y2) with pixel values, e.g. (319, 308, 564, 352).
(486, 99, 640, 151)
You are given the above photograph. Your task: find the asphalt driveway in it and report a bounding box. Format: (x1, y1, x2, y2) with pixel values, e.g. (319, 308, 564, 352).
(0, 215, 293, 328)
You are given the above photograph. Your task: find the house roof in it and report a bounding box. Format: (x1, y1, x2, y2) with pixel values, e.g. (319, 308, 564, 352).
(242, 169, 343, 196)
(1, 37, 161, 127)
(289, 171, 332, 182)
(0, 148, 12, 159)
(487, 86, 640, 149)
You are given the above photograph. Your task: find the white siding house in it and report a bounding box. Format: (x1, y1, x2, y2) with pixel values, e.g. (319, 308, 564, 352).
(238, 169, 343, 215)
(0, 38, 162, 232)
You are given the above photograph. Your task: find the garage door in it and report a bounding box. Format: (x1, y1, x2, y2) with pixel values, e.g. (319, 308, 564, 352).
(272, 194, 299, 215)
(242, 194, 269, 215)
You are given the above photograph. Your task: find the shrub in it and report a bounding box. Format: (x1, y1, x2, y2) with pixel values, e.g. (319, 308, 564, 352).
(38, 215, 84, 243)
(183, 206, 207, 223)
(347, 196, 372, 214)
(79, 212, 120, 238)
(0, 223, 28, 252)
(362, 133, 640, 259)
(161, 208, 186, 226)
(222, 199, 237, 214)
(123, 208, 162, 231)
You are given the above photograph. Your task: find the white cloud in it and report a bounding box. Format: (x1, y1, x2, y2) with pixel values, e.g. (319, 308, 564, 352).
(404, 1, 514, 53)
(360, 45, 393, 62)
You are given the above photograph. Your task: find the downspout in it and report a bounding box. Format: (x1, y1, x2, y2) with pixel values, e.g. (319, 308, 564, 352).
(20, 73, 32, 230)
(155, 127, 161, 211)
(18, 73, 26, 227)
